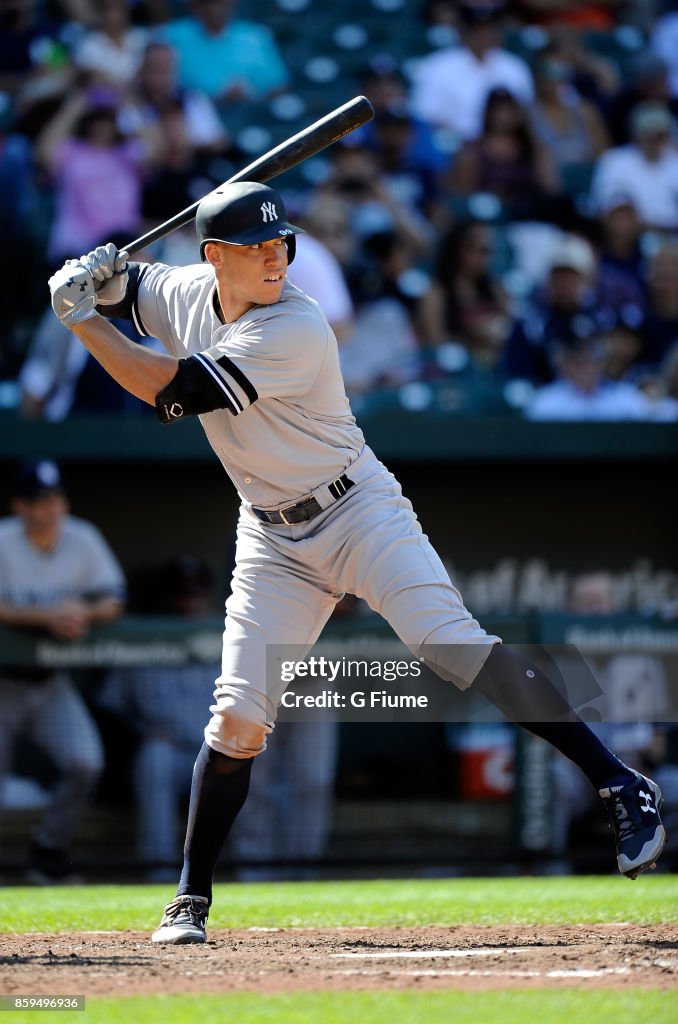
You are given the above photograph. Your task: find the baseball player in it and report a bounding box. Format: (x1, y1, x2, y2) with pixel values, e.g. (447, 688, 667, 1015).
(48, 182, 665, 943)
(0, 459, 125, 881)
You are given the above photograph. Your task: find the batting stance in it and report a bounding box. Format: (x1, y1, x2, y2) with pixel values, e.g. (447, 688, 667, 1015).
(49, 182, 665, 943)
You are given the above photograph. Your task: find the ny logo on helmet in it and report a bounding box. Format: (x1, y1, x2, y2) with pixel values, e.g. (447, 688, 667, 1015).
(261, 201, 278, 223)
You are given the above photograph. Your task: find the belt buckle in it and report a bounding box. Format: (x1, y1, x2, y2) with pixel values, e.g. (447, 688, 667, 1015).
(278, 503, 297, 526)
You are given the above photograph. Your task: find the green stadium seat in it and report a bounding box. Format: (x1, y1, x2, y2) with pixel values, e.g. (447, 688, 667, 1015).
(558, 161, 595, 202)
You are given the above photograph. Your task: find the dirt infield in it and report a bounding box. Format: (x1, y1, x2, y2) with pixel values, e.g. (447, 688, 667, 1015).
(1, 925, 677, 995)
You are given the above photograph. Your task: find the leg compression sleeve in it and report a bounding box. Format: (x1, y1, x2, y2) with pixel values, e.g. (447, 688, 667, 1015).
(176, 742, 253, 904)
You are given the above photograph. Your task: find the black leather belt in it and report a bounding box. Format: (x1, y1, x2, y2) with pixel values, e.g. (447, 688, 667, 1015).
(252, 474, 355, 525)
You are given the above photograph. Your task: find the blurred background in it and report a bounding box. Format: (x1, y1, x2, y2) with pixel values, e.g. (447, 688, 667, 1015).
(0, 0, 677, 884)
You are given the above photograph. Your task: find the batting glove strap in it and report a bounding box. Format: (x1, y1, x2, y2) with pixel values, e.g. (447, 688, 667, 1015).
(49, 262, 99, 328)
(80, 242, 129, 306)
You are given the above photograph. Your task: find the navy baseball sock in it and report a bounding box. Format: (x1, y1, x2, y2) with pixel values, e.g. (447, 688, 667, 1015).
(176, 742, 253, 905)
(474, 645, 634, 790)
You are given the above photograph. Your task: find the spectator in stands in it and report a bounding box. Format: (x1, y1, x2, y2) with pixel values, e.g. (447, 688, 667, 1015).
(551, 569, 678, 873)
(422, 0, 458, 32)
(119, 40, 230, 155)
(160, 0, 289, 105)
(0, 0, 74, 138)
(595, 194, 647, 313)
(287, 210, 355, 344)
(536, 24, 620, 108)
(317, 142, 433, 257)
(514, 1, 616, 30)
(73, 0, 149, 90)
(369, 106, 444, 226)
(337, 230, 424, 397)
(590, 101, 678, 232)
(529, 43, 609, 168)
(299, 194, 356, 272)
(356, 56, 448, 175)
(525, 334, 651, 421)
(605, 51, 677, 146)
(419, 219, 512, 371)
(140, 101, 226, 231)
(97, 555, 218, 880)
(35, 89, 161, 265)
(504, 233, 601, 384)
(645, 243, 678, 364)
(447, 86, 558, 215)
(410, 0, 534, 143)
(0, 115, 42, 383)
(0, 460, 125, 882)
(598, 306, 651, 384)
(651, 5, 678, 99)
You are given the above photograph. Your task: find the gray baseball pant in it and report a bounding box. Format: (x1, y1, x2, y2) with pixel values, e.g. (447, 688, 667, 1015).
(205, 446, 499, 759)
(0, 673, 104, 851)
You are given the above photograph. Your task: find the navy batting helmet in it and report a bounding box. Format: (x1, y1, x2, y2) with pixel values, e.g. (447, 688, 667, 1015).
(196, 182, 303, 263)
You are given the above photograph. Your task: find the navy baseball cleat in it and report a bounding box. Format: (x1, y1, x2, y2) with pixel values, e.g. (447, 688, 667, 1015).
(151, 895, 209, 944)
(599, 772, 666, 879)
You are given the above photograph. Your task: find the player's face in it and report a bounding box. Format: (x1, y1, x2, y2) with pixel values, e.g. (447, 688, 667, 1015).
(13, 492, 68, 533)
(210, 238, 288, 319)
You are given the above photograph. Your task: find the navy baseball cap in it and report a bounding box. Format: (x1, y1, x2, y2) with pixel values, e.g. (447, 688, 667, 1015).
(459, 1, 507, 25)
(14, 460, 64, 500)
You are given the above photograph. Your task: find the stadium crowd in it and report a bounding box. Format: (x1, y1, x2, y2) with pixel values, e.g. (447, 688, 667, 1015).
(1, 0, 678, 422)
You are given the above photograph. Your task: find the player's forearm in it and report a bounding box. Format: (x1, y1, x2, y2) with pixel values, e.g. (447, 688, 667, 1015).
(86, 597, 124, 625)
(70, 315, 177, 405)
(0, 603, 55, 629)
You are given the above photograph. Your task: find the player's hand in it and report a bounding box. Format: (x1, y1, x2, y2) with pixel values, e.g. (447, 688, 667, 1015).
(48, 261, 98, 328)
(80, 242, 129, 306)
(44, 599, 90, 641)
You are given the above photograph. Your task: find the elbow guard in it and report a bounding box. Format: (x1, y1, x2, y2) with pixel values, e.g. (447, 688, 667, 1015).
(156, 356, 233, 423)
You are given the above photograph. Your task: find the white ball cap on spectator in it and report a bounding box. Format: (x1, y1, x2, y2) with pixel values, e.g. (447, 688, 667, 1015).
(548, 235, 595, 277)
(630, 101, 672, 139)
(600, 192, 637, 215)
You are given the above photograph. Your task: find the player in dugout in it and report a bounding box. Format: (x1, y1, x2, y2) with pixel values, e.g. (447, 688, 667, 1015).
(48, 181, 666, 943)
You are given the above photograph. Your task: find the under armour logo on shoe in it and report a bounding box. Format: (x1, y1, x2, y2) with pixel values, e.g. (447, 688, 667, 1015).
(639, 790, 657, 814)
(261, 201, 278, 223)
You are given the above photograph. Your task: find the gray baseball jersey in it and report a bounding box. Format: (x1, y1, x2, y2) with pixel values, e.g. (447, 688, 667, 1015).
(133, 264, 365, 507)
(0, 515, 126, 609)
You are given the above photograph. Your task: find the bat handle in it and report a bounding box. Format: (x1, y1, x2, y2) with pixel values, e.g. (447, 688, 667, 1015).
(124, 95, 374, 258)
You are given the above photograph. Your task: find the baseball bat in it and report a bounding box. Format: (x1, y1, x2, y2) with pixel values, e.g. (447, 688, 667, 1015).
(125, 95, 374, 257)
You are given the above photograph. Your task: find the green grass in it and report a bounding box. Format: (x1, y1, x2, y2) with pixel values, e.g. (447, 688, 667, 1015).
(3, 878, 676, 1023)
(2, 875, 677, 933)
(5, 991, 676, 1024)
